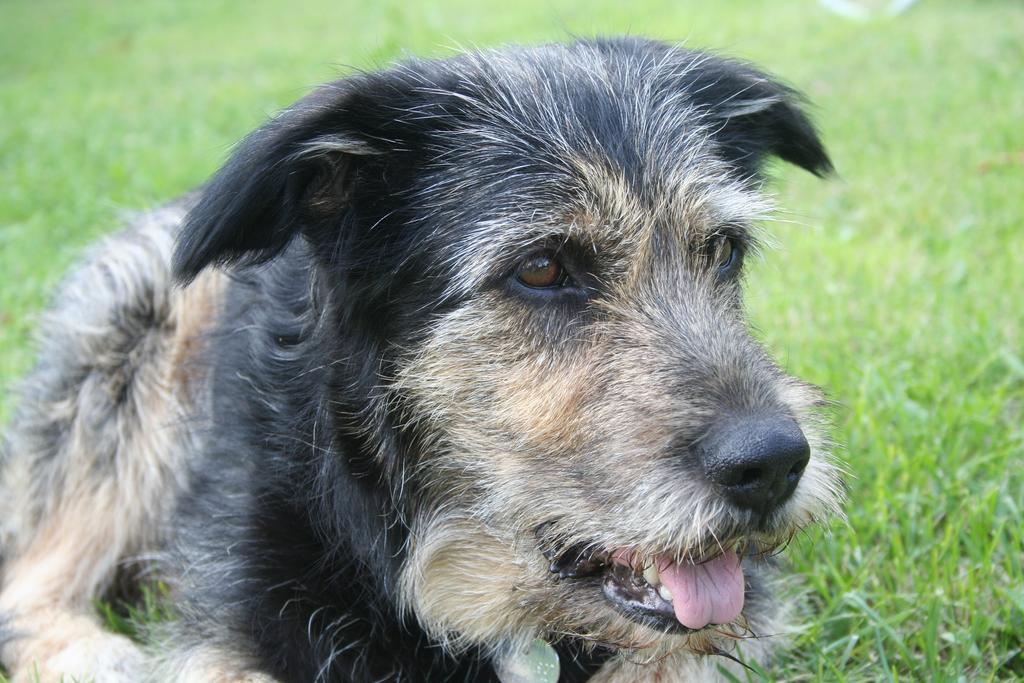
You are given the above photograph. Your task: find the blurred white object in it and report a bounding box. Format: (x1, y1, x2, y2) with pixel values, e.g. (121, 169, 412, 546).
(819, 0, 920, 19)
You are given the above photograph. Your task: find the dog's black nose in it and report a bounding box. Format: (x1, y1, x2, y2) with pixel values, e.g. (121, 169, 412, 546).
(700, 416, 810, 514)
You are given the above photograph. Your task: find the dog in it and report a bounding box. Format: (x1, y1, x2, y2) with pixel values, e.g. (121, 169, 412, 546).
(0, 38, 844, 682)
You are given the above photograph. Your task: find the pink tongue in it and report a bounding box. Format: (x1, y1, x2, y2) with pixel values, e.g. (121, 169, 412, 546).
(658, 550, 744, 630)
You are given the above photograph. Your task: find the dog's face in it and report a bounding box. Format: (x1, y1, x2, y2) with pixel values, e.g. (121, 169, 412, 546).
(176, 39, 843, 658)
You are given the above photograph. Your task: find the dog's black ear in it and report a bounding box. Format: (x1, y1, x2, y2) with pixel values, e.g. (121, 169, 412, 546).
(173, 85, 382, 283)
(690, 60, 833, 179)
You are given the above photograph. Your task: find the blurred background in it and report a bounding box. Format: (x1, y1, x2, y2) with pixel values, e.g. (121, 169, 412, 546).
(0, 1, 1021, 680)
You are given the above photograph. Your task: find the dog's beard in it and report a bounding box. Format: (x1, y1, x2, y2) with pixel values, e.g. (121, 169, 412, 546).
(399, 444, 843, 660)
(400, 503, 807, 660)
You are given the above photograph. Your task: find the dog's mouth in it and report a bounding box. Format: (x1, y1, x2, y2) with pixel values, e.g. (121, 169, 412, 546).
(543, 542, 745, 634)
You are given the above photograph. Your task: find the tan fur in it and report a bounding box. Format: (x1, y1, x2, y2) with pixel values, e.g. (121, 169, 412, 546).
(400, 515, 531, 650)
(490, 351, 596, 467)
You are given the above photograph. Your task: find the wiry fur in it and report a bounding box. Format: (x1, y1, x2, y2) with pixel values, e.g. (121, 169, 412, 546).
(0, 38, 842, 682)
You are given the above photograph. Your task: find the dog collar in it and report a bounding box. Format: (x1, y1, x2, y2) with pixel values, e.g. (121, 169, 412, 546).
(496, 638, 560, 683)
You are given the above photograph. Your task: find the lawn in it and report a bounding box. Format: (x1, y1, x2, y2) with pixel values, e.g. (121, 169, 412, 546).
(1, 0, 1021, 681)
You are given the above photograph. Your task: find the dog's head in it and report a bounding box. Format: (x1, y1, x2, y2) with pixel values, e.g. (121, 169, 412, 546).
(176, 39, 843, 662)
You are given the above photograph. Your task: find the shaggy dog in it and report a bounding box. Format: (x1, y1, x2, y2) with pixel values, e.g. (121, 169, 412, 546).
(0, 38, 844, 682)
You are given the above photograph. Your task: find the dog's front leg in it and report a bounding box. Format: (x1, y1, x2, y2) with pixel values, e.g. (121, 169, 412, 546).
(151, 644, 284, 683)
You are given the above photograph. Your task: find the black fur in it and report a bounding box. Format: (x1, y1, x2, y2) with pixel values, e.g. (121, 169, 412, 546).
(166, 38, 830, 682)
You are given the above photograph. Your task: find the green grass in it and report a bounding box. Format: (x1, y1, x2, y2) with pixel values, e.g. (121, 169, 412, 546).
(1, 0, 1021, 681)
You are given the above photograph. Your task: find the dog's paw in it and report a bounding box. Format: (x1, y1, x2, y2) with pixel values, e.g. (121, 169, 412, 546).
(10, 631, 147, 683)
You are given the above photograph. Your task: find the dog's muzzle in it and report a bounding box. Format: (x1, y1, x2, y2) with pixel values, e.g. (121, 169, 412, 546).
(537, 415, 812, 635)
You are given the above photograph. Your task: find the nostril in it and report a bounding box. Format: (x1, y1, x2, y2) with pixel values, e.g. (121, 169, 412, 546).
(787, 456, 809, 480)
(737, 468, 762, 487)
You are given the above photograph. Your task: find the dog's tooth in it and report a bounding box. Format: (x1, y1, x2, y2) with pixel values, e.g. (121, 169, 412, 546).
(643, 563, 660, 587)
(658, 584, 674, 602)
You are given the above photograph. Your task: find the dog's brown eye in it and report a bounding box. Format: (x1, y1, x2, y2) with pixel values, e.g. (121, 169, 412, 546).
(713, 236, 738, 273)
(718, 238, 734, 269)
(516, 255, 566, 289)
